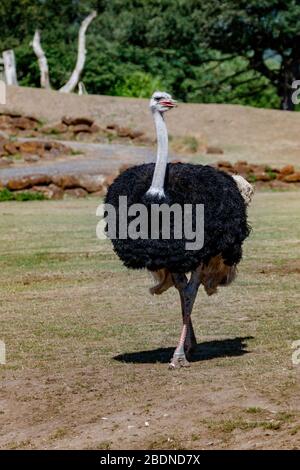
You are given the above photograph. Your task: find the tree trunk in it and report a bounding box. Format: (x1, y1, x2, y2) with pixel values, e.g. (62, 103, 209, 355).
(78, 81, 87, 95)
(2, 50, 18, 86)
(0, 79, 6, 105)
(31, 30, 51, 89)
(59, 11, 97, 93)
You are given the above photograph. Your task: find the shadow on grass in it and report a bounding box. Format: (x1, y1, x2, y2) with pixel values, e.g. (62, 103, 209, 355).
(114, 336, 253, 364)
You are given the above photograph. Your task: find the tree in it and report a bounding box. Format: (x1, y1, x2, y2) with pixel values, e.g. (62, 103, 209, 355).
(0, 0, 296, 109)
(201, 0, 300, 110)
(31, 11, 97, 92)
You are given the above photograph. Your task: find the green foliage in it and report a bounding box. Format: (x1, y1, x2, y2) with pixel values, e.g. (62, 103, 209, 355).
(201, 0, 300, 109)
(0, 1, 298, 108)
(265, 166, 278, 181)
(0, 188, 46, 202)
(247, 174, 257, 183)
(113, 71, 165, 98)
(0, 188, 14, 202)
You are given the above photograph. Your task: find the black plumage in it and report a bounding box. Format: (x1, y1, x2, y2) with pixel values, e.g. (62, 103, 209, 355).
(105, 162, 250, 273)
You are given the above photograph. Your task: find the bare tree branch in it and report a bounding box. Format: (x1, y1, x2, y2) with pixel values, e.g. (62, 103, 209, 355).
(2, 50, 18, 86)
(31, 30, 51, 89)
(78, 81, 87, 95)
(59, 11, 97, 93)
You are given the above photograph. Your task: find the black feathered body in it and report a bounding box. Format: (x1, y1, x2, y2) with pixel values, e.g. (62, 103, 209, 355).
(105, 163, 250, 273)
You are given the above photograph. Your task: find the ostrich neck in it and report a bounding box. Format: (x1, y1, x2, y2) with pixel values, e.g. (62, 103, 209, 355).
(147, 110, 168, 197)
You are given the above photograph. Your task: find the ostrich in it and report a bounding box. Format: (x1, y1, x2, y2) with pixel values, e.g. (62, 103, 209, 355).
(105, 91, 253, 368)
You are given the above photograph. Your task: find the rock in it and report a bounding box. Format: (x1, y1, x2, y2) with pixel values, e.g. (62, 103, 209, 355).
(3, 140, 69, 159)
(0, 158, 13, 168)
(24, 154, 40, 163)
(105, 174, 117, 187)
(31, 184, 64, 200)
(134, 135, 153, 145)
(6, 112, 22, 118)
(12, 117, 37, 130)
(283, 172, 300, 183)
(90, 123, 101, 133)
(51, 174, 79, 189)
(254, 172, 271, 182)
(0, 115, 13, 128)
(279, 165, 295, 176)
(62, 116, 94, 127)
(40, 123, 68, 134)
(113, 126, 144, 140)
(52, 173, 106, 192)
(75, 132, 92, 141)
(217, 160, 233, 169)
(90, 189, 107, 197)
(268, 166, 280, 174)
(207, 146, 224, 154)
(3, 142, 19, 155)
(117, 127, 134, 138)
(76, 174, 106, 193)
(130, 130, 144, 139)
(7, 174, 51, 190)
(72, 124, 93, 134)
(19, 141, 44, 156)
(64, 187, 88, 198)
(61, 116, 73, 126)
(44, 141, 71, 158)
(232, 165, 249, 176)
(106, 123, 118, 130)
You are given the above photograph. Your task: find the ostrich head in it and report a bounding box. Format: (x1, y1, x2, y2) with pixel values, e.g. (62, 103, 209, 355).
(150, 91, 177, 113)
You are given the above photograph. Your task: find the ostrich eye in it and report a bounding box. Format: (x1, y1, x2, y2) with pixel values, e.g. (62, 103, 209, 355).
(155, 96, 163, 101)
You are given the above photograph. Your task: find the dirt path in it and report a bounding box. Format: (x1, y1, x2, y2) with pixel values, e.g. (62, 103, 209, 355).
(0, 138, 187, 184)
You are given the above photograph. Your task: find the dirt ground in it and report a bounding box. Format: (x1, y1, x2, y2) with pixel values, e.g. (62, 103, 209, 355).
(2, 86, 300, 168)
(0, 192, 300, 450)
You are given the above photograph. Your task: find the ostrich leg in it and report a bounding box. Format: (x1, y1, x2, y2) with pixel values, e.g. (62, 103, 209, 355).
(169, 270, 201, 369)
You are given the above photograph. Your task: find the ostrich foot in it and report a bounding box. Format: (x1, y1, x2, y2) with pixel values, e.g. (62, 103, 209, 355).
(169, 352, 190, 369)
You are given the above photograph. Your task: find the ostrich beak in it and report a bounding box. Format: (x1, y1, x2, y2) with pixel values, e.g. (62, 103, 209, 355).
(160, 99, 177, 108)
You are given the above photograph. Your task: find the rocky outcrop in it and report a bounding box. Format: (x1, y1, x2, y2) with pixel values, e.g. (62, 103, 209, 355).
(0, 139, 72, 167)
(39, 116, 148, 144)
(215, 160, 300, 186)
(0, 172, 115, 200)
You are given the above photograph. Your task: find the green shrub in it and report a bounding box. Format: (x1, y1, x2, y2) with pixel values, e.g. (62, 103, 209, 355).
(0, 188, 14, 202)
(113, 71, 165, 98)
(0, 189, 46, 202)
(265, 166, 277, 180)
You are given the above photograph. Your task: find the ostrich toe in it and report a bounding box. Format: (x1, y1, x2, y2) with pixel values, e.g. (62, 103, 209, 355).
(169, 353, 190, 369)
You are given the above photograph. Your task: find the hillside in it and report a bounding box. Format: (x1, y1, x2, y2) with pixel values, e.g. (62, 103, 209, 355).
(1, 86, 300, 168)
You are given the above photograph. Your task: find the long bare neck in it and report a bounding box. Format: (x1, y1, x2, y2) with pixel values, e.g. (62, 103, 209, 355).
(146, 110, 168, 198)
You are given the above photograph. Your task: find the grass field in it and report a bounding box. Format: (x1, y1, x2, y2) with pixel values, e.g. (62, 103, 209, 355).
(0, 192, 300, 449)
